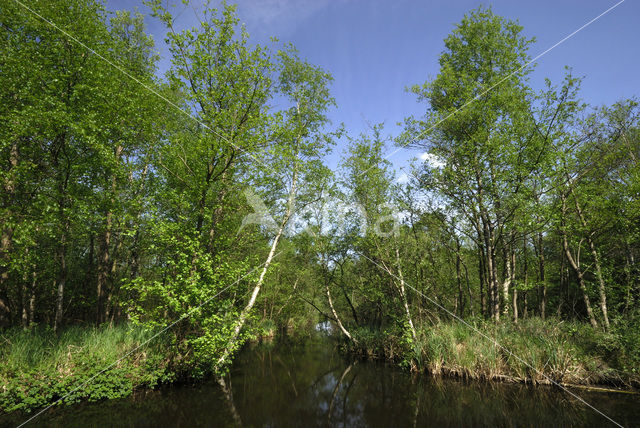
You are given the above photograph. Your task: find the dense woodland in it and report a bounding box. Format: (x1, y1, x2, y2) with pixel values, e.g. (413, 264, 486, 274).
(1, 0, 640, 409)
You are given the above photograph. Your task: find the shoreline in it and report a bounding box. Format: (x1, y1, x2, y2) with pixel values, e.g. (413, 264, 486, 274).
(2, 320, 639, 416)
(346, 349, 640, 394)
(342, 318, 640, 395)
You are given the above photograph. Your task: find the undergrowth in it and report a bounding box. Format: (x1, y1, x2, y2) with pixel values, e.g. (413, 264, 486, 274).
(347, 317, 640, 388)
(0, 324, 174, 414)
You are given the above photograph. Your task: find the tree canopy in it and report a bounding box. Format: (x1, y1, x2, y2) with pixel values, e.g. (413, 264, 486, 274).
(1, 2, 639, 395)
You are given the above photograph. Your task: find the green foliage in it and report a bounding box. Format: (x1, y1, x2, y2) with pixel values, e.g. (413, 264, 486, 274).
(0, 324, 173, 413)
(348, 325, 410, 362)
(121, 218, 259, 374)
(1, 0, 640, 416)
(613, 311, 640, 373)
(344, 317, 638, 386)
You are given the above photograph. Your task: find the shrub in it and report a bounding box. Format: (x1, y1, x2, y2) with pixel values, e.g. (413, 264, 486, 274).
(0, 324, 172, 414)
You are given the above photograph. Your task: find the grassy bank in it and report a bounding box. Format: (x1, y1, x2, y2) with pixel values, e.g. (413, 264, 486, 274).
(3, 317, 638, 415)
(0, 324, 175, 414)
(0, 318, 311, 415)
(347, 317, 640, 389)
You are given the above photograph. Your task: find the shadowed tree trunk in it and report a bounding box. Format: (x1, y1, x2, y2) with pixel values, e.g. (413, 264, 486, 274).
(478, 244, 487, 318)
(97, 144, 122, 324)
(561, 195, 598, 329)
(569, 187, 610, 331)
(536, 231, 546, 320)
(0, 141, 18, 327)
(29, 267, 36, 325)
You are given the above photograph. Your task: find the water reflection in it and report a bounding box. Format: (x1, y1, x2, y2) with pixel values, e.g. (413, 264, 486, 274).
(227, 338, 639, 427)
(3, 336, 639, 427)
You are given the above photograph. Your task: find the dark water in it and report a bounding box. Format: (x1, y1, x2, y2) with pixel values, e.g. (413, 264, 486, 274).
(3, 336, 639, 427)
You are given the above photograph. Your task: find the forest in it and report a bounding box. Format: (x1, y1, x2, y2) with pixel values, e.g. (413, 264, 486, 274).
(1, 0, 639, 418)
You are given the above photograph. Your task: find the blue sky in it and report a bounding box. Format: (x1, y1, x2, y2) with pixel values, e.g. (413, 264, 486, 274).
(105, 0, 639, 176)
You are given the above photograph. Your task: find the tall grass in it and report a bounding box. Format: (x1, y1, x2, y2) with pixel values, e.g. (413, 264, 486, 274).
(413, 319, 596, 383)
(1, 324, 152, 373)
(350, 317, 639, 388)
(0, 324, 172, 414)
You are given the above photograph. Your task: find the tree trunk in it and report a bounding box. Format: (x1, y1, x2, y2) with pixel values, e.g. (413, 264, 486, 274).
(54, 227, 67, 332)
(97, 145, 122, 324)
(501, 234, 515, 318)
(511, 241, 516, 318)
(623, 242, 635, 313)
(0, 141, 18, 326)
(29, 267, 36, 325)
(462, 257, 475, 317)
(587, 239, 610, 331)
(537, 231, 546, 320)
(455, 241, 464, 317)
(563, 234, 598, 329)
(53, 131, 70, 333)
(520, 236, 528, 321)
(560, 238, 567, 315)
(326, 279, 357, 345)
(106, 237, 123, 323)
(490, 251, 500, 321)
(481, 217, 499, 321)
(96, 210, 112, 324)
(395, 245, 417, 343)
(215, 157, 299, 370)
(561, 196, 598, 328)
(0, 265, 10, 327)
(216, 213, 287, 370)
(208, 171, 228, 255)
(478, 244, 486, 318)
(21, 268, 28, 328)
(570, 192, 610, 331)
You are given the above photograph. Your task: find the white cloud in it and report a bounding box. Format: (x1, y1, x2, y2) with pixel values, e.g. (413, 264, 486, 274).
(234, 0, 345, 35)
(396, 172, 409, 184)
(419, 152, 445, 168)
